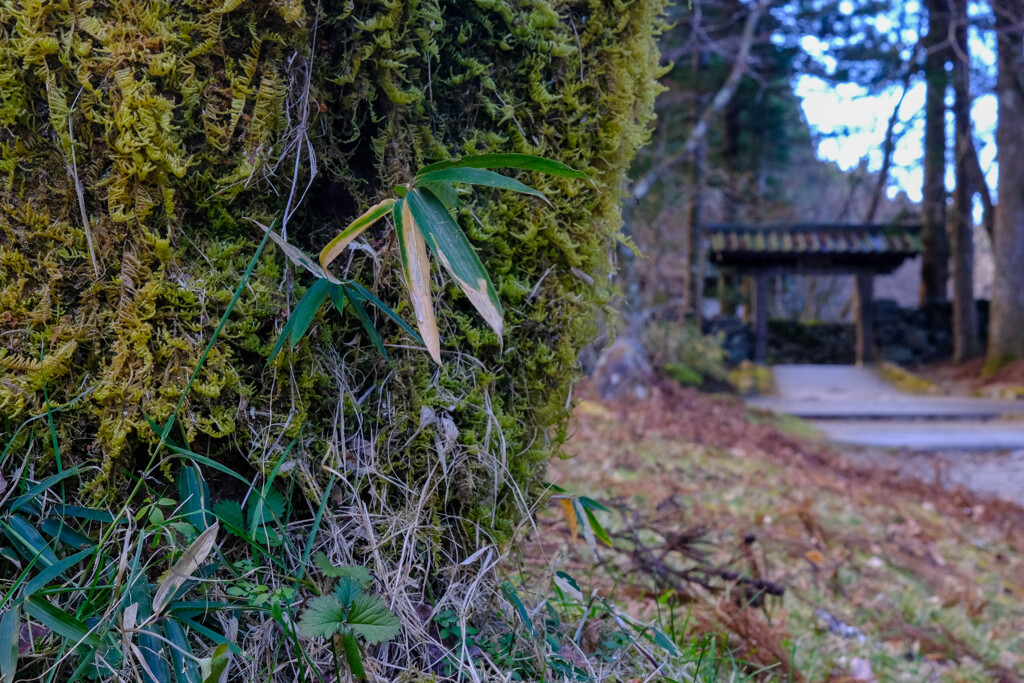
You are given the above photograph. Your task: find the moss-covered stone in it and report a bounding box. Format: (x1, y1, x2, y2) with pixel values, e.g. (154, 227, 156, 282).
(0, 0, 665, 563)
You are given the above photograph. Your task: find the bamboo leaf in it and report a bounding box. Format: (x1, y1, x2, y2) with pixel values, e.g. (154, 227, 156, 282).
(6, 465, 86, 513)
(257, 224, 338, 283)
(416, 153, 589, 181)
(319, 199, 395, 270)
(416, 168, 550, 204)
(287, 279, 331, 349)
(394, 198, 441, 364)
(343, 286, 388, 358)
(164, 617, 201, 683)
(4, 515, 59, 568)
(23, 596, 102, 647)
(153, 523, 219, 616)
(416, 180, 462, 211)
(406, 188, 503, 339)
(0, 604, 18, 683)
(22, 546, 96, 597)
(344, 281, 424, 345)
(178, 466, 211, 533)
(500, 582, 536, 636)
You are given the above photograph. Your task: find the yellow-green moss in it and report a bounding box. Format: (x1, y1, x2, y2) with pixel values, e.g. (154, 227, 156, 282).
(0, 0, 667, 557)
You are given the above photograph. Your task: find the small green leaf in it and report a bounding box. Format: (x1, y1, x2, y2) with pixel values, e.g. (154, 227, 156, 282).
(297, 595, 348, 639)
(200, 643, 230, 683)
(312, 553, 373, 587)
(328, 283, 347, 316)
(416, 168, 550, 204)
(333, 576, 363, 609)
(0, 605, 19, 683)
(416, 153, 589, 181)
(23, 596, 102, 647)
(345, 593, 401, 645)
(651, 626, 680, 656)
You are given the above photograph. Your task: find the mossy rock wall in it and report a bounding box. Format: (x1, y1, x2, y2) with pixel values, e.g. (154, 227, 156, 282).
(0, 0, 665, 567)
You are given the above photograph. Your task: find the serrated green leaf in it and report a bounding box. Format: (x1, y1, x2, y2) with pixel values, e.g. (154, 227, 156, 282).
(394, 197, 441, 364)
(296, 595, 348, 639)
(23, 596, 102, 647)
(344, 281, 424, 345)
(333, 576, 363, 609)
(416, 153, 589, 181)
(319, 198, 396, 270)
(345, 593, 401, 645)
(416, 168, 550, 204)
(212, 500, 245, 533)
(0, 605, 19, 683)
(313, 553, 373, 587)
(406, 188, 503, 338)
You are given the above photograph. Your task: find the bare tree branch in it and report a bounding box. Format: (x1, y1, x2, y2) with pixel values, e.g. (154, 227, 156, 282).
(632, 0, 769, 200)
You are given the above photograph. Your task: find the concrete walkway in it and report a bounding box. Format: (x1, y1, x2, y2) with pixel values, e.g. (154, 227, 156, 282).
(748, 365, 1024, 450)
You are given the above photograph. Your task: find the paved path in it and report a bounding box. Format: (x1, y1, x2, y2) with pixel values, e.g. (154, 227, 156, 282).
(748, 365, 1024, 450)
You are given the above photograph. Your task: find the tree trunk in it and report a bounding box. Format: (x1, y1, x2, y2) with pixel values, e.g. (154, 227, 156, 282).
(987, 0, 1024, 370)
(920, 0, 951, 304)
(950, 0, 980, 362)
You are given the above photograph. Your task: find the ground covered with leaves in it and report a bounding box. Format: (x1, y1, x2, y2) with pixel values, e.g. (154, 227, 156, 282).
(509, 379, 1024, 682)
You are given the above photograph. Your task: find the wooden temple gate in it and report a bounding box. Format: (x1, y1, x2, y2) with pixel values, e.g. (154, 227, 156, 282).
(707, 223, 923, 365)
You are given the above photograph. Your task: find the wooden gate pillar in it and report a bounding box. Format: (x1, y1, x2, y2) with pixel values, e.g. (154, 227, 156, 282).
(754, 272, 768, 363)
(855, 272, 875, 365)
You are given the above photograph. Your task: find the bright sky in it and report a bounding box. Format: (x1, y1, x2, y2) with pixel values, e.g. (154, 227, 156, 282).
(788, 1, 998, 213)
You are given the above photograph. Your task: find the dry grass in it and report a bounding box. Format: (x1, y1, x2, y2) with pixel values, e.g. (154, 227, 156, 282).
(511, 378, 1024, 682)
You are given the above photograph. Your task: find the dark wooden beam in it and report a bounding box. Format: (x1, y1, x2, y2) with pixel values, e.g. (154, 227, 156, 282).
(855, 273, 875, 365)
(754, 272, 768, 363)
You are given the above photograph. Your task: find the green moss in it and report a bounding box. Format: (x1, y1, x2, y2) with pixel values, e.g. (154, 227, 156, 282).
(0, 0, 666, 577)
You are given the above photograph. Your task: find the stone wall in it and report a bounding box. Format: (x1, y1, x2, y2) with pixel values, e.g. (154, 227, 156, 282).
(705, 299, 990, 366)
